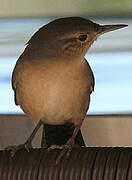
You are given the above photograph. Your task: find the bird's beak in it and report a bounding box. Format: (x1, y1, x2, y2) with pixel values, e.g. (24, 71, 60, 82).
(98, 24, 128, 35)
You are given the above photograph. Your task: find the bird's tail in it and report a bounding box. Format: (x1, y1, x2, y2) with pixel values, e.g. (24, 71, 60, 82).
(41, 123, 85, 148)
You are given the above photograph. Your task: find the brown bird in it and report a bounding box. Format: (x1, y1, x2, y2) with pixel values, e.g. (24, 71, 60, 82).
(7, 17, 127, 163)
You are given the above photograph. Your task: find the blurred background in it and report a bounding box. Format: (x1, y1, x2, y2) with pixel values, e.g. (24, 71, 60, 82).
(0, 0, 132, 147)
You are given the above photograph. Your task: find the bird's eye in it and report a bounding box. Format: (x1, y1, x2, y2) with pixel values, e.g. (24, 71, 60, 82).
(78, 34, 87, 41)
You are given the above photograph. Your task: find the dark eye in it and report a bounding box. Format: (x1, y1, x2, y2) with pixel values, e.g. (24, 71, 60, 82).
(78, 34, 87, 41)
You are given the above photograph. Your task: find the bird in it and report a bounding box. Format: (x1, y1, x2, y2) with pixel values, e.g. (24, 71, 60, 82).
(7, 17, 127, 163)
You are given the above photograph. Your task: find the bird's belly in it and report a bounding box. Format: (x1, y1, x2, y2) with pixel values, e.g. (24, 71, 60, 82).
(41, 81, 89, 125)
(16, 60, 91, 125)
(19, 77, 89, 125)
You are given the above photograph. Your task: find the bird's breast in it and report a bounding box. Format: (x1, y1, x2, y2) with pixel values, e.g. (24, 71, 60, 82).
(14, 58, 92, 124)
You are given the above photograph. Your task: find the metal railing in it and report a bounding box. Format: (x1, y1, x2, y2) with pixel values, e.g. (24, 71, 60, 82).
(0, 147, 132, 180)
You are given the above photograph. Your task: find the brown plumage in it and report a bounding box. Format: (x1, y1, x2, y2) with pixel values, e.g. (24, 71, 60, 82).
(8, 17, 127, 163)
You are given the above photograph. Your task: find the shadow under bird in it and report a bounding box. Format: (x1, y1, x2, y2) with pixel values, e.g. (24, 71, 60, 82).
(6, 17, 127, 164)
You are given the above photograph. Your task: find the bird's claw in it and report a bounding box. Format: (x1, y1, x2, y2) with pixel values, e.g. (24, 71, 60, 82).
(5, 145, 19, 157)
(5, 141, 32, 157)
(24, 141, 33, 151)
(56, 144, 73, 165)
(48, 139, 75, 165)
(48, 145, 64, 150)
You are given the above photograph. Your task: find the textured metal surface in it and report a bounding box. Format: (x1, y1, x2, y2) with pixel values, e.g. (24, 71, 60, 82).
(0, 147, 132, 180)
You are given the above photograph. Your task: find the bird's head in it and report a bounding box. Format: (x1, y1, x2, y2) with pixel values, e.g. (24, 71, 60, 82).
(27, 17, 127, 59)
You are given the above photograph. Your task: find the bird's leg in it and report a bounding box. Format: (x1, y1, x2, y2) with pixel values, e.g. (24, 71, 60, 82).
(49, 126, 80, 164)
(41, 123, 48, 148)
(5, 120, 43, 157)
(24, 120, 43, 149)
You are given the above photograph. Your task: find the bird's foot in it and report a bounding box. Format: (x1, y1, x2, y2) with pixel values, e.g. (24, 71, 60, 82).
(5, 140, 32, 157)
(48, 138, 76, 165)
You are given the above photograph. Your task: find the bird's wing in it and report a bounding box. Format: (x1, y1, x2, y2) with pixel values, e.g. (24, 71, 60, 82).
(12, 69, 19, 105)
(11, 58, 22, 106)
(85, 58, 95, 93)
